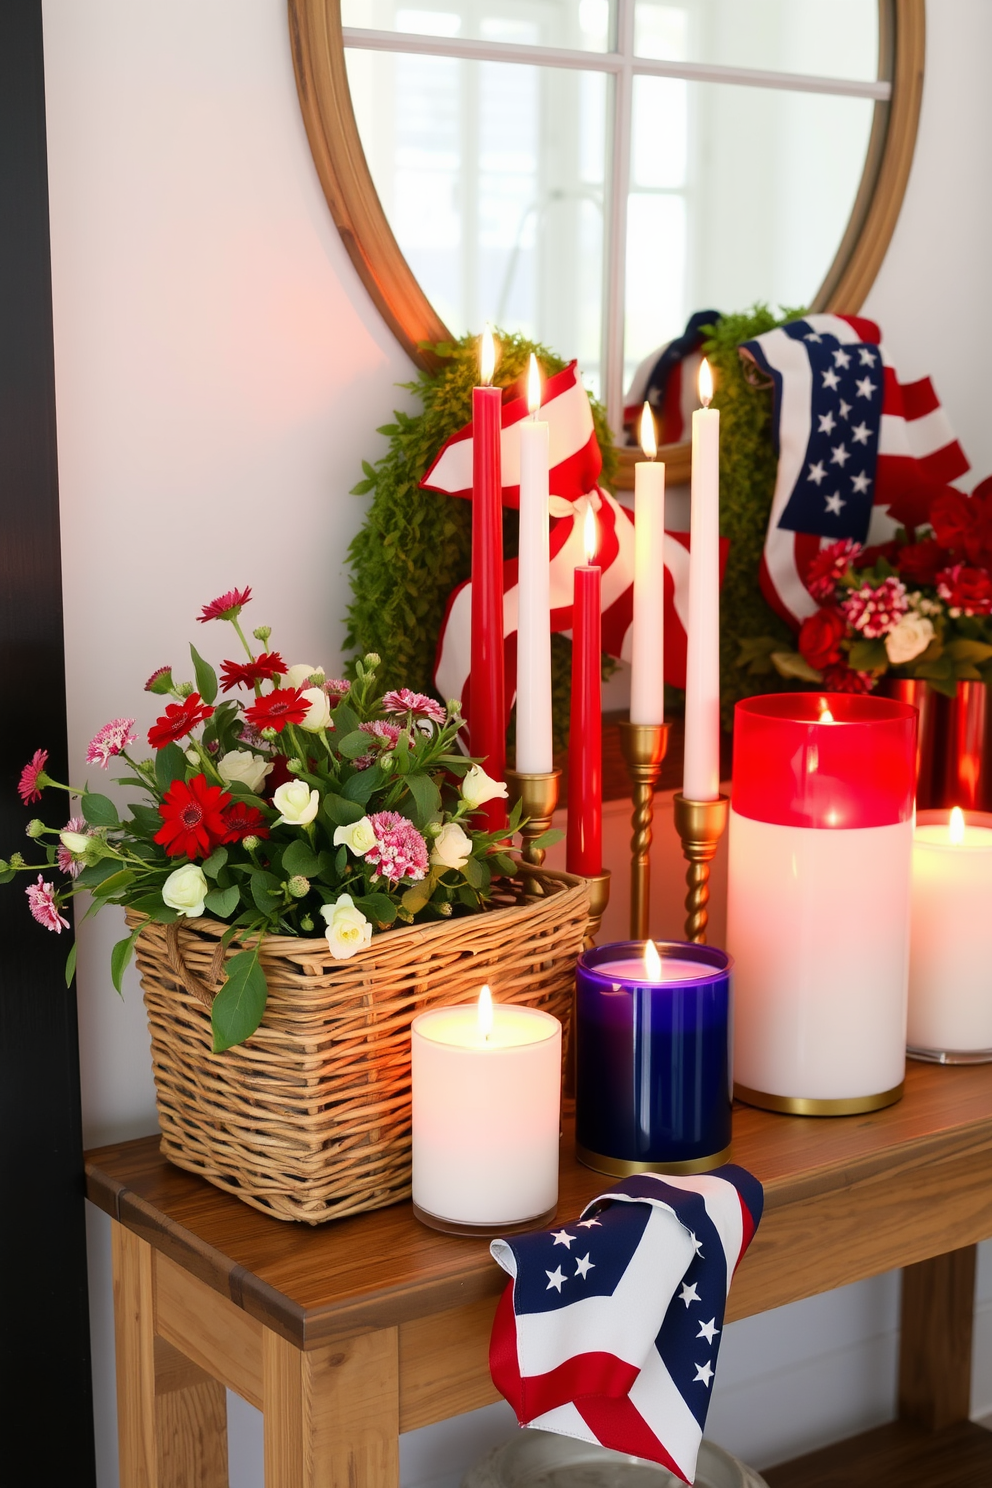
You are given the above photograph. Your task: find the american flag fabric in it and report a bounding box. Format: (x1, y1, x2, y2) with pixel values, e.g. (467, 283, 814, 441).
(623, 310, 718, 441)
(421, 361, 699, 717)
(739, 313, 970, 628)
(489, 1167, 764, 1486)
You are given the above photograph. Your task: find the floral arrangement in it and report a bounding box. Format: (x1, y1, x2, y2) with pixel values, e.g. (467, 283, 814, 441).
(1, 588, 530, 1051)
(740, 477, 992, 696)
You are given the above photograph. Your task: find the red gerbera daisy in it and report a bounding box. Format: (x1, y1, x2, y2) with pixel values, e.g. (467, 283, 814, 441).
(147, 692, 215, 750)
(243, 686, 308, 734)
(197, 586, 252, 624)
(18, 748, 50, 804)
(220, 652, 288, 692)
(154, 775, 231, 859)
(144, 665, 174, 695)
(220, 800, 270, 843)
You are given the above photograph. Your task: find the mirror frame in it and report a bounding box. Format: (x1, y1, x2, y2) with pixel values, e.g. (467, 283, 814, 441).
(288, 0, 924, 487)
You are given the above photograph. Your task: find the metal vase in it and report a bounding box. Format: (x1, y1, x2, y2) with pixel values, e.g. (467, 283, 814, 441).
(878, 677, 939, 808)
(933, 680, 992, 811)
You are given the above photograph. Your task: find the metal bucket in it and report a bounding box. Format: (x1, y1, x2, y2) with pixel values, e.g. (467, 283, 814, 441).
(878, 677, 939, 807)
(933, 681, 992, 811)
(462, 1430, 768, 1488)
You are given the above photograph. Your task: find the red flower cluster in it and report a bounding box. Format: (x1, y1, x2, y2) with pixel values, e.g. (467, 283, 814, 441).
(930, 481, 992, 568)
(147, 692, 215, 750)
(220, 801, 270, 843)
(804, 539, 862, 602)
(936, 564, 992, 616)
(798, 609, 845, 670)
(896, 538, 944, 587)
(819, 665, 876, 694)
(243, 686, 308, 733)
(220, 652, 287, 692)
(155, 775, 231, 859)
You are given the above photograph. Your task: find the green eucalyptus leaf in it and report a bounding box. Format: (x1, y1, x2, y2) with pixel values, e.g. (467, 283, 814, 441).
(211, 949, 269, 1053)
(281, 839, 322, 878)
(770, 651, 823, 683)
(847, 638, 889, 673)
(110, 927, 142, 993)
(337, 729, 371, 760)
(341, 767, 384, 806)
(93, 868, 136, 899)
(405, 773, 440, 828)
(76, 858, 125, 890)
(202, 846, 229, 880)
(189, 643, 218, 705)
(64, 942, 78, 988)
(82, 793, 121, 828)
(155, 741, 187, 792)
(322, 792, 365, 827)
(461, 855, 483, 889)
(250, 871, 280, 915)
(204, 884, 241, 919)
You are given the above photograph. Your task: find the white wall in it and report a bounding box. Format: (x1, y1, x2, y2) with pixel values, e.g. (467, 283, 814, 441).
(40, 2, 992, 1485)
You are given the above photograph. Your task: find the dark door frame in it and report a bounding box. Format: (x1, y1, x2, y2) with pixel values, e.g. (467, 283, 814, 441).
(0, 3, 96, 1479)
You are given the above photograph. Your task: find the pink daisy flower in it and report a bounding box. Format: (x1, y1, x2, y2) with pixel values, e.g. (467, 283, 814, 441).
(18, 749, 50, 804)
(365, 811, 428, 883)
(381, 689, 447, 726)
(86, 717, 137, 769)
(26, 875, 70, 933)
(197, 586, 252, 623)
(57, 816, 89, 879)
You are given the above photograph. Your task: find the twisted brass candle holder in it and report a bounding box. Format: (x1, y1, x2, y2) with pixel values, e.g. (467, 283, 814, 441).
(504, 768, 561, 869)
(672, 794, 729, 944)
(618, 721, 670, 941)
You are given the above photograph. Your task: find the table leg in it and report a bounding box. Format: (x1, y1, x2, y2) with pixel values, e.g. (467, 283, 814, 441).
(111, 1221, 229, 1488)
(898, 1244, 977, 1431)
(262, 1326, 400, 1488)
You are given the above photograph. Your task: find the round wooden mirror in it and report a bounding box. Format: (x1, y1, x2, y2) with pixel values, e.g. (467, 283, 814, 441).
(289, 0, 923, 488)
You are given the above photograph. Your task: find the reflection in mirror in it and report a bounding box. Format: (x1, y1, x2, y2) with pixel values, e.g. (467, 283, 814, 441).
(340, 1, 888, 428)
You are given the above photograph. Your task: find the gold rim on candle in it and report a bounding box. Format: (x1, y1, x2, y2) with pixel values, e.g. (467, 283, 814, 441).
(734, 1082, 904, 1116)
(575, 1142, 732, 1177)
(412, 1201, 558, 1236)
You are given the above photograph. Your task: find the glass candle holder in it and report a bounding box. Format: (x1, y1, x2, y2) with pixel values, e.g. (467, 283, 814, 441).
(575, 939, 732, 1176)
(727, 692, 917, 1115)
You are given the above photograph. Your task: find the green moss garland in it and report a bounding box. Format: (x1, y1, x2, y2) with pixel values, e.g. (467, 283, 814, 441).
(344, 331, 616, 752)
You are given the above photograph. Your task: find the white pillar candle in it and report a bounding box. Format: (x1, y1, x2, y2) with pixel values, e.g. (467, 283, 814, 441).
(683, 361, 721, 801)
(909, 808, 992, 1056)
(630, 402, 666, 726)
(516, 356, 553, 773)
(412, 988, 561, 1228)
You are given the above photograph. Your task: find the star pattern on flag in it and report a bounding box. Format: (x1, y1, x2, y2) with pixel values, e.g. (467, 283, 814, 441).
(679, 1281, 701, 1308)
(697, 1318, 719, 1344)
(574, 1253, 595, 1279)
(577, 1217, 602, 1229)
(545, 1266, 568, 1292)
(693, 1361, 715, 1387)
(552, 1230, 576, 1249)
(773, 321, 884, 542)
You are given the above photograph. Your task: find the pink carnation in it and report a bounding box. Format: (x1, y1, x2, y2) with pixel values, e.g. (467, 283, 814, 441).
(18, 748, 49, 804)
(26, 875, 70, 933)
(56, 816, 90, 879)
(381, 689, 447, 726)
(364, 811, 428, 884)
(86, 717, 137, 769)
(805, 539, 863, 602)
(353, 719, 402, 770)
(324, 678, 351, 698)
(841, 577, 908, 639)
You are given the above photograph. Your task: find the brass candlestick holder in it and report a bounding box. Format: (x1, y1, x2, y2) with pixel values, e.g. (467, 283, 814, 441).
(673, 794, 729, 944)
(504, 768, 561, 868)
(618, 721, 670, 941)
(581, 868, 612, 950)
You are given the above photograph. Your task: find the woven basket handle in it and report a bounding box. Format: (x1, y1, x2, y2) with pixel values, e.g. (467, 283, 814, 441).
(165, 921, 227, 1011)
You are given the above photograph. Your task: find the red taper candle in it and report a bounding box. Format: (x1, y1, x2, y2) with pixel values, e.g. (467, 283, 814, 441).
(470, 328, 507, 832)
(566, 505, 602, 875)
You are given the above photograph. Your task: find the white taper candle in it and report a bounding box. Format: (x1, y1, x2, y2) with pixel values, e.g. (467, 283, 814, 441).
(683, 360, 721, 801)
(516, 355, 553, 773)
(630, 402, 666, 725)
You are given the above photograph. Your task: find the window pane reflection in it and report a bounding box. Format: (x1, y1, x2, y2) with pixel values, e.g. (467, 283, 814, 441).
(342, 0, 616, 53)
(634, 0, 878, 82)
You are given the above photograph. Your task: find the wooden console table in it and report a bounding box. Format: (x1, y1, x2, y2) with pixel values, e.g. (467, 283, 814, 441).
(86, 1060, 992, 1487)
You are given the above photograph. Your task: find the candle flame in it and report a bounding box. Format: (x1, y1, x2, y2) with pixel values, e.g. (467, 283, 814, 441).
(477, 984, 494, 1039)
(639, 401, 657, 460)
(950, 806, 965, 845)
(480, 325, 497, 386)
(643, 939, 662, 980)
(698, 358, 713, 408)
(818, 698, 834, 723)
(583, 503, 598, 564)
(527, 353, 542, 415)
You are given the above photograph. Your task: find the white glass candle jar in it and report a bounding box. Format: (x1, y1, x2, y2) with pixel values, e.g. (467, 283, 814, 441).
(411, 990, 561, 1233)
(727, 693, 917, 1114)
(909, 808, 992, 1061)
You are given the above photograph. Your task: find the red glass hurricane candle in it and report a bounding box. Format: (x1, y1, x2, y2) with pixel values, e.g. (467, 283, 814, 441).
(727, 692, 917, 1114)
(470, 330, 506, 832)
(566, 507, 602, 876)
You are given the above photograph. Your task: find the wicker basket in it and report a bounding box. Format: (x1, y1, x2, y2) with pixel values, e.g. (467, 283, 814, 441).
(131, 869, 588, 1224)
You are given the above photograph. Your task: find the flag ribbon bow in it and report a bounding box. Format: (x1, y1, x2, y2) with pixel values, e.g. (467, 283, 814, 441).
(488, 1166, 764, 1485)
(420, 361, 704, 718)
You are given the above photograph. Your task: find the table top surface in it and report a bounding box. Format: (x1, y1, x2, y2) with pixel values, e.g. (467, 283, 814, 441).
(86, 1061, 992, 1345)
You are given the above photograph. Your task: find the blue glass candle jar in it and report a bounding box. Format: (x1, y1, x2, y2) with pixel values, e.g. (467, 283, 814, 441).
(575, 940, 733, 1175)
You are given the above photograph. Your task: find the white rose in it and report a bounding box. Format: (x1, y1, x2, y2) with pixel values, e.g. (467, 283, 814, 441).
(273, 779, 320, 826)
(217, 749, 273, 794)
(162, 863, 209, 919)
(885, 614, 935, 666)
(321, 893, 373, 960)
(431, 821, 473, 871)
(59, 830, 91, 855)
(285, 663, 326, 690)
(299, 686, 332, 733)
(460, 765, 509, 811)
(333, 816, 376, 855)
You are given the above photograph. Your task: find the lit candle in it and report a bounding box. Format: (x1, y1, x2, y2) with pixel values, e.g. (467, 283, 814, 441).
(471, 326, 507, 830)
(909, 807, 992, 1059)
(411, 986, 562, 1230)
(575, 938, 732, 1174)
(515, 355, 553, 773)
(566, 505, 602, 877)
(727, 693, 917, 1111)
(683, 359, 721, 801)
(630, 402, 666, 726)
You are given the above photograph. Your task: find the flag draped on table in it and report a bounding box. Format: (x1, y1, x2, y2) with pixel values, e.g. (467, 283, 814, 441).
(739, 313, 970, 629)
(420, 361, 701, 720)
(488, 1167, 764, 1486)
